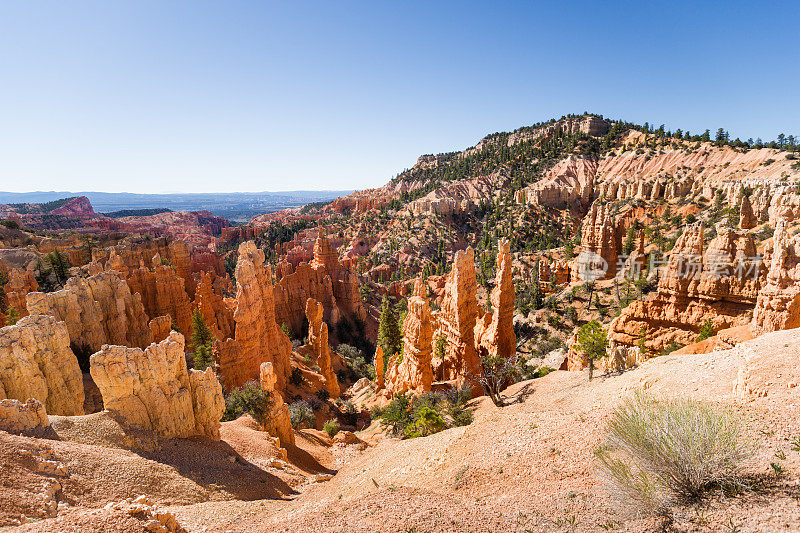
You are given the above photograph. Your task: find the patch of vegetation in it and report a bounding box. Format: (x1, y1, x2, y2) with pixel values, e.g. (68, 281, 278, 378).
(335, 343, 375, 383)
(222, 381, 273, 427)
(323, 418, 341, 437)
(0, 219, 20, 230)
(289, 367, 304, 387)
(288, 400, 314, 429)
(377, 387, 473, 438)
(696, 319, 715, 342)
(594, 392, 755, 514)
(189, 308, 215, 370)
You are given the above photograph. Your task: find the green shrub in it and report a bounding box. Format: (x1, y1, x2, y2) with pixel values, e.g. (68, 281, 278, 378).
(288, 400, 314, 429)
(594, 392, 755, 513)
(696, 319, 714, 342)
(289, 367, 304, 387)
(323, 419, 340, 438)
(5, 307, 19, 326)
(404, 406, 446, 438)
(378, 387, 473, 438)
(0, 219, 20, 230)
(222, 381, 272, 427)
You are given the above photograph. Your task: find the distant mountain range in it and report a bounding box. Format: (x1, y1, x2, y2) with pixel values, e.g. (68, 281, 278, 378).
(0, 190, 352, 222)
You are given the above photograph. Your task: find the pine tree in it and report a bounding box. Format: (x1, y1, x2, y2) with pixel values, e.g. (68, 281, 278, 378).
(377, 296, 402, 360)
(190, 308, 215, 370)
(576, 320, 608, 381)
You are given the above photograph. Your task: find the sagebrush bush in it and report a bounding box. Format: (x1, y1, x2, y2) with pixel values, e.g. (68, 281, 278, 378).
(222, 381, 272, 427)
(594, 392, 755, 513)
(288, 400, 314, 429)
(323, 419, 340, 437)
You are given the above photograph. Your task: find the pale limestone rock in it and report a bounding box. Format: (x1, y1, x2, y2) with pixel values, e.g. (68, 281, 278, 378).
(26, 271, 152, 351)
(90, 331, 224, 439)
(0, 315, 84, 415)
(0, 398, 50, 433)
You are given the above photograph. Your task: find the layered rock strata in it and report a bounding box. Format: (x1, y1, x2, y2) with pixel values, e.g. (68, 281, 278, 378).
(305, 298, 341, 398)
(27, 271, 152, 351)
(0, 315, 84, 415)
(385, 280, 434, 396)
(259, 362, 295, 447)
(90, 331, 224, 439)
(213, 242, 292, 392)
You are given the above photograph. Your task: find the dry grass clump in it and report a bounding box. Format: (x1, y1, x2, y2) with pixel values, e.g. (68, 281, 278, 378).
(595, 391, 755, 513)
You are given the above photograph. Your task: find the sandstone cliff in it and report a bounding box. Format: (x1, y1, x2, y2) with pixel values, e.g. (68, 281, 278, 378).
(27, 271, 152, 352)
(259, 361, 295, 447)
(385, 280, 434, 396)
(214, 242, 292, 393)
(0, 315, 84, 415)
(752, 219, 800, 334)
(273, 228, 368, 341)
(571, 202, 620, 281)
(90, 331, 225, 439)
(432, 248, 481, 386)
(474, 239, 516, 359)
(610, 224, 765, 351)
(305, 298, 340, 398)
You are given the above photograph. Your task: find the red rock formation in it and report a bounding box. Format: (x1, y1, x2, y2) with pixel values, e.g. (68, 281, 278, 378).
(474, 239, 516, 360)
(374, 345, 385, 390)
(2, 267, 37, 318)
(149, 315, 172, 343)
(95, 238, 195, 298)
(385, 280, 434, 396)
(432, 248, 481, 387)
(609, 224, 765, 352)
(739, 194, 757, 230)
(273, 228, 368, 340)
(259, 362, 295, 447)
(193, 271, 234, 341)
(305, 298, 341, 398)
(0, 315, 85, 415)
(123, 261, 193, 339)
(213, 242, 292, 393)
(752, 219, 800, 334)
(571, 202, 620, 281)
(90, 332, 225, 439)
(27, 271, 152, 351)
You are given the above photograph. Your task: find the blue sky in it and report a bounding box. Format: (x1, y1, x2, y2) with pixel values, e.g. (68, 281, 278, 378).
(0, 1, 798, 193)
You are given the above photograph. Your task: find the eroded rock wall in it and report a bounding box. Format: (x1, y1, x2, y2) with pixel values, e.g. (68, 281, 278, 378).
(0, 315, 84, 415)
(90, 331, 224, 439)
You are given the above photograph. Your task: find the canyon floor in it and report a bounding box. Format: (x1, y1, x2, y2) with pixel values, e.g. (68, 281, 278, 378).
(4, 328, 799, 533)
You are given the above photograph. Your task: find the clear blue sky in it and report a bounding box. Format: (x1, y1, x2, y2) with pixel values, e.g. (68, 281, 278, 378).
(1, 1, 797, 193)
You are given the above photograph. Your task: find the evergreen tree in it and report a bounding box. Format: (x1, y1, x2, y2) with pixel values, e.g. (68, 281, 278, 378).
(576, 320, 608, 381)
(190, 308, 215, 370)
(377, 296, 402, 360)
(622, 226, 636, 255)
(46, 251, 70, 285)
